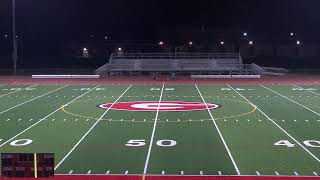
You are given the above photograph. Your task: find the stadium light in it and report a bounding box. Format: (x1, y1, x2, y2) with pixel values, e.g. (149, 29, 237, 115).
(83, 48, 88, 51)
(220, 41, 224, 45)
(104, 36, 108, 40)
(296, 40, 301, 45)
(188, 41, 193, 45)
(249, 41, 254, 45)
(243, 32, 248, 36)
(118, 47, 122, 51)
(159, 41, 164, 46)
(290, 32, 294, 36)
(4, 34, 8, 38)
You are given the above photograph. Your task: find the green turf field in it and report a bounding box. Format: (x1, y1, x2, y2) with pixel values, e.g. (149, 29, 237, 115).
(0, 83, 319, 176)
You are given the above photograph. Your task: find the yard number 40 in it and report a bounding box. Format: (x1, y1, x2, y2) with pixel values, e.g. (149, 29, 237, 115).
(126, 139, 177, 147)
(274, 140, 320, 148)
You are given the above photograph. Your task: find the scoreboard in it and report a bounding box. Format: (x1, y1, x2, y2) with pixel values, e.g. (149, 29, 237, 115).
(1, 153, 54, 178)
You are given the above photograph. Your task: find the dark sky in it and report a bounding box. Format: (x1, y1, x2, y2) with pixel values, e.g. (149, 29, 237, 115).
(1, 0, 320, 41)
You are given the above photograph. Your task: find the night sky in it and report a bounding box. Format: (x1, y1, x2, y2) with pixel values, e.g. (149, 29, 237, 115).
(1, 0, 320, 41)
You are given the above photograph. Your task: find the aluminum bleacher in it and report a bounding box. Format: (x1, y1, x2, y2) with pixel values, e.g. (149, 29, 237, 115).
(95, 53, 271, 76)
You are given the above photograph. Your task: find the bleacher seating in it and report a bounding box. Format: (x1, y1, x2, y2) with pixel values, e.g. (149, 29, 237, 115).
(95, 53, 262, 75)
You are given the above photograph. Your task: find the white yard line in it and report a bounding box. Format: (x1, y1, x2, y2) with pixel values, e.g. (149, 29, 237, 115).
(0, 84, 38, 98)
(195, 84, 241, 175)
(291, 84, 320, 96)
(0, 84, 101, 148)
(227, 84, 320, 163)
(0, 84, 69, 116)
(54, 84, 133, 170)
(143, 83, 165, 175)
(260, 85, 320, 117)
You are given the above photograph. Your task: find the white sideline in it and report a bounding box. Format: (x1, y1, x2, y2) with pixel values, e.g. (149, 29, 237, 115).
(227, 84, 320, 163)
(195, 84, 241, 175)
(0, 84, 38, 98)
(0, 84, 69, 116)
(32, 75, 100, 79)
(54, 84, 133, 170)
(260, 85, 320, 117)
(0, 84, 101, 148)
(143, 83, 165, 175)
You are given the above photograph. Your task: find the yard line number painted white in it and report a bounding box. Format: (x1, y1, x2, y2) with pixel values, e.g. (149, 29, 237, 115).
(291, 84, 320, 96)
(54, 84, 133, 170)
(143, 83, 165, 175)
(227, 84, 320, 163)
(260, 85, 320, 117)
(195, 84, 241, 175)
(0, 84, 38, 98)
(0, 84, 102, 148)
(0, 84, 69, 116)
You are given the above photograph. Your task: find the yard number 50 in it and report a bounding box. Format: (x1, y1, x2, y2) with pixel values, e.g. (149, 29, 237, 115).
(126, 139, 177, 147)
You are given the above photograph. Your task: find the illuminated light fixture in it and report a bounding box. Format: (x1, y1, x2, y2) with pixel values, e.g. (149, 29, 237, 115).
(296, 40, 301, 45)
(220, 41, 224, 45)
(243, 32, 248, 36)
(290, 32, 294, 36)
(83, 48, 88, 51)
(118, 47, 122, 51)
(159, 41, 164, 45)
(189, 41, 193, 45)
(249, 41, 254, 45)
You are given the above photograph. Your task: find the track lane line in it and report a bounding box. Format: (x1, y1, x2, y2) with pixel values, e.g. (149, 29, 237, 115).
(195, 84, 241, 175)
(142, 83, 165, 177)
(54, 84, 133, 170)
(0, 84, 69, 115)
(227, 84, 320, 163)
(260, 84, 320, 117)
(0, 84, 38, 98)
(0, 84, 101, 148)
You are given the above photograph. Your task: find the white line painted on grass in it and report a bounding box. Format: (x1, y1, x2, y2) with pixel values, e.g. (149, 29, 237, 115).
(0, 84, 37, 98)
(260, 85, 320, 117)
(54, 84, 132, 170)
(87, 170, 91, 174)
(143, 83, 165, 175)
(195, 84, 241, 175)
(0, 84, 69, 116)
(106, 170, 110, 174)
(0, 84, 101, 148)
(227, 84, 320, 163)
(200, 171, 203, 175)
(161, 171, 165, 175)
(313, 172, 318, 176)
(180, 171, 184, 175)
(68, 170, 73, 174)
(275, 171, 279, 175)
(256, 171, 260, 175)
(294, 171, 299, 175)
(218, 171, 222, 175)
(125, 170, 128, 174)
(292, 84, 320, 96)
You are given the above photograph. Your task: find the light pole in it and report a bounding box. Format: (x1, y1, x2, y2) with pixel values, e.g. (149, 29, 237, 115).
(12, 0, 18, 75)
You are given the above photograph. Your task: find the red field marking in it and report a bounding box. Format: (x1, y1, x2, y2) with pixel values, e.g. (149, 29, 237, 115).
(1, 175, 319, 180)
(99, 101, 220, 112)
(0, 75, 320, 85)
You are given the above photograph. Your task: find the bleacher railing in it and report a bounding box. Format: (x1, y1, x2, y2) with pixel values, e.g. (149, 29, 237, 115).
(111, 53, 241, 60)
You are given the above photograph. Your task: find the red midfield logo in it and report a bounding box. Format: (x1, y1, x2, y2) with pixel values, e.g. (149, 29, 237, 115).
(98, 101, 220, 112)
